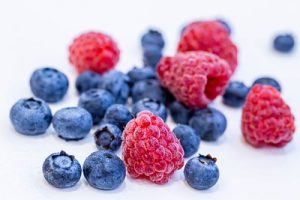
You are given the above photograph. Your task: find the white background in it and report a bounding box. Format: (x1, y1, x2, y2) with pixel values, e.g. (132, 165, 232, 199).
(0, 0, 300, 199)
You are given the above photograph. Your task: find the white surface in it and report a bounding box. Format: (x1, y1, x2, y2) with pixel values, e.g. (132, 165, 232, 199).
(0, 0, 300, 199)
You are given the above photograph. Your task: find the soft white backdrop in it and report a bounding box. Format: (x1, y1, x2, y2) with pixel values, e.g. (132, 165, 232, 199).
(0, 0, 300, 199)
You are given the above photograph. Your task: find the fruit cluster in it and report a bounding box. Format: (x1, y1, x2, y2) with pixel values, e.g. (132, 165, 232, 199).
(9, 18, 296, 192)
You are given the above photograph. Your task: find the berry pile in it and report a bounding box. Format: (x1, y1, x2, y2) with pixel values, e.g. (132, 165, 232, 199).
(9, 18, 296, 192)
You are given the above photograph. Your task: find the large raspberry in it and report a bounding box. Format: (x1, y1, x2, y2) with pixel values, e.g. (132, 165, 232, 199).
(242, 85, 295, 147)
(69, 32, 120, 74)
(157, 51, 232, 108)
(122, 111, 184, 184)
(178, 20, 238, 73)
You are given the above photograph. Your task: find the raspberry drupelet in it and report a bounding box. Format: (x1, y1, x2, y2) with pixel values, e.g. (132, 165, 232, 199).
(122, 111, 184, 184)
(242, 85, 295, 147)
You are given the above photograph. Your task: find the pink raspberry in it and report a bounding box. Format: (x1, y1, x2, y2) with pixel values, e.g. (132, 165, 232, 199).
(157, 51, 232, 108)
(69, 31, 120, 74)
(122, 111, 184, 184)
(242, 85, 295, 147)
(178, 20, 238, 73)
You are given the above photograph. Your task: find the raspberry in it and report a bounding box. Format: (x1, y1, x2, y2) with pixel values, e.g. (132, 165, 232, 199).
(69, 32, 120, 74)
(122, 111, 184, 184)
(178, 20, 238, 73)
(242, 85, 295, 147)
(157, 51, 232, 108)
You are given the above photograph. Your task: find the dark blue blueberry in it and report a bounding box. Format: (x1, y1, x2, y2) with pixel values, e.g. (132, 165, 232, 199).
(184, 154, 219, 190)
(143, 45, 162, 68)
(252, 77, 282, 92)
(9, 98, 52, 135)
(173, 125, 200, 158)
(222, 81, 249, 107)
(132, 98, 167, 121)
(53, 107, 93, 141)
(94, 124, 122, 152)
(78, 89, 115, 124)
(102, 104, 133, 131)
(83, 151, 126, 190)
(189, 107, 227, 141)
(131, 79, 166, 103)
(127, 67, 156, 85)
(43, 151, 81, 188)
(75, 71, 102, 94)
(170, 101, 193, 124)
(273, 34, 295, 53)
(99, 70, 130, 104)
(30, 67, 69, 103)
(217, 18, 232, 34)
(141, 29, 165, 50)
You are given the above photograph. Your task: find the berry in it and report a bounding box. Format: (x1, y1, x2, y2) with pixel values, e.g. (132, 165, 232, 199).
(99, 70, 130, 104)
(273, 34, 295, 53)
(53, 107, 93, 141)
(83, 151, 126, 190)
(30, 67, 69, 103)
(132, 98, 167, 121)
(143, 45, 162, 68)
(42, 151, 81, 188)
(103, 104, 133, 131)
(141, 29, 165, 50)
(157, 51, 232, 108)
(94, 124, 122, 152)
(242, 85, 295, 147)
(127, 67, 156, 85)
(222, 81, 249, 107)
(189, 107, 227, 141)
(9, 98, 52, 135)
(69, 31, 120, 74)
(184, 154, 219, 190)
(177, 20, 238, 73)
(122, 111, 184, 184)
(217, 18, 232, 35)
(78, 89, 115, 124)
(170, 101, 193, 124)
(75, 71, 102, 94)
(173, 125, 200, 158)
(252, 77, 281, 92)
(131, 79, 167, 103)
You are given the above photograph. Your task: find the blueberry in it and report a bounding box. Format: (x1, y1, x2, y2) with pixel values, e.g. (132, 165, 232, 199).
(53, 107, 93, 141)
(99, 70, 130, 104)
(127, 67, 156, 85)
(170, 101, 193, 124)
(132, 98, 167, 121)
(131, 79, 166, 103)
(217, 18, 232, 34)
(94, 124, 122, 152)
(30, 67, 69, 103)
(141, 29, 165, 50)
(222, 81, 249, 107)
(103, 104, 133, 131)
(184, 154, 219, 190)
(189, 107, 227, 141)
(83, 151, 126, 190)
(143, 45, 162, 68)
(273, 34, 295, 53)
(9, 98, 52, 135)
(173, 125, 200, 158)
(75, 71, 102, 94)
(42, 151, 81, 188)
(78, 89, 115, 124)
(252, 77, 282, 92)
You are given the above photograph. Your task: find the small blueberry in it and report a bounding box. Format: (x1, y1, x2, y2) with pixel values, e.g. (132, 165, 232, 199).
(252, 77, 281, 92)
(222, 81, 249, 107)
(75, 71, 102, 94)
(132, 98, 167, 121)
(94, 124, 122, 152)
(273, 34, 295, 53)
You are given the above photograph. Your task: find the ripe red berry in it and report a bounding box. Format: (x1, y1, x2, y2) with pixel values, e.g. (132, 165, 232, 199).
(69, 32, 120, 74)
(157, 51, 232, 108)
(178, 20, 238, 73)
(122, 111, 184, 184)
(242, 85, 295, 147)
